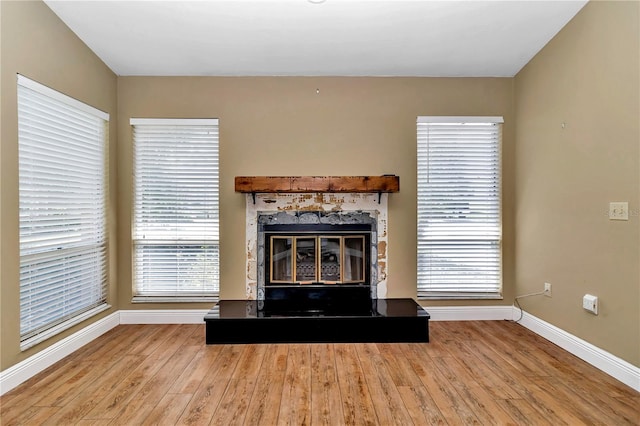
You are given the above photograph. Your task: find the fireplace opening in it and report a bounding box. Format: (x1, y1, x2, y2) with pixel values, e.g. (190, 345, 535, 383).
(265, 224, 371, 286)
(261, 223, 372, 311)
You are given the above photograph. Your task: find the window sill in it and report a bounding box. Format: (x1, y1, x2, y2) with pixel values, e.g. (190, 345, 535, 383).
(418, 293, 503, 301)
(131, 296, 218, 304)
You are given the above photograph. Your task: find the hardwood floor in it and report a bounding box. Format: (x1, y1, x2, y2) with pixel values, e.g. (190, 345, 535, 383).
(1, 321, 638, 425)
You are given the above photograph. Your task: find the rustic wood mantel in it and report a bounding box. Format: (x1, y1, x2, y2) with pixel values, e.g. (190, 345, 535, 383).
(235, 176, 399, 194)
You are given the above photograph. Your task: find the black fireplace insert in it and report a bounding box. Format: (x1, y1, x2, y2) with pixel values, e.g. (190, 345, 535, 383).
(264, 223, 371, 286)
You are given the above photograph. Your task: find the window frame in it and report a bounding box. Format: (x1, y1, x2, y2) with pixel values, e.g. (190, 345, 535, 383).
(417, 116, 503, 300)
(130, 118, 220, 303)
(17, 74, 110, 350)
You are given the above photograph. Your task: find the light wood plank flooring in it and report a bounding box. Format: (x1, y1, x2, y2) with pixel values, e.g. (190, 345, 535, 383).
(1, 321, 638, 425)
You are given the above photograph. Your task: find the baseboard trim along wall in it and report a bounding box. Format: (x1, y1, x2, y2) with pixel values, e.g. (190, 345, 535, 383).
(119, 309, 209, 324)
(0, 312, 121, 395)
(2, 307, 638, 395)
(515, 308, 640, 392)
(424, 305, 514, 321)
(0, 310, 209, 395)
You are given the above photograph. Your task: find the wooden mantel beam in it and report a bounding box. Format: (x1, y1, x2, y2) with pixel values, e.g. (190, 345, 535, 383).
(235, 176, 399, 194)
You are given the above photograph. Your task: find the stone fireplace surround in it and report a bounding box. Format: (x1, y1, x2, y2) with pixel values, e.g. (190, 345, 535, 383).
(245, 192, 389, 300)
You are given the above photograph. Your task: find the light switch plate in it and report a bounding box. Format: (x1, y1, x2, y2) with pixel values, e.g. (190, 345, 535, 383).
(609, 202, 628, 220)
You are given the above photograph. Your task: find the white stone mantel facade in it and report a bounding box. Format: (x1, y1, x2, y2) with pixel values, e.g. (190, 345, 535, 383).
(245, 192, 389, 300)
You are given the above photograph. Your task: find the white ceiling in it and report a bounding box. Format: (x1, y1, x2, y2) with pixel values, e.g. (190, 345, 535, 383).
(44, 0, 588, 77)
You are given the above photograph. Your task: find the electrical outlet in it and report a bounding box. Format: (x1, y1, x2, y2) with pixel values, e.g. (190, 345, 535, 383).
(583, 294, 598, 315)
(544, 282, 552, 297)
(609, 202, 629, 220)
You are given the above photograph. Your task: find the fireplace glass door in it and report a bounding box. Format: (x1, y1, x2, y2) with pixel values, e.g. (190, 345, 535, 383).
(295, 237, 317, 283)
(343, 236, 365, 282)
(268, 235, 366, 285)
(271, 237, 293, 282)
(320, 237, 341, 283)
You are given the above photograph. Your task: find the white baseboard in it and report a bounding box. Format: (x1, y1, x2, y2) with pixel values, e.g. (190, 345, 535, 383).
(0, 312, 120, 396)
(516, 308, 640, 392)
(424, 305, 514, 321)
(3, 307, 638, 396)
(119, 309, 210, 324)
(0, 309, 209, 396)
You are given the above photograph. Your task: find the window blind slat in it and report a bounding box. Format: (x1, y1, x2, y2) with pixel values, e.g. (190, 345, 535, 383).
(417, 118, 502, 299)
(132, 119, 219, 298)
(18, 76, 108, 346)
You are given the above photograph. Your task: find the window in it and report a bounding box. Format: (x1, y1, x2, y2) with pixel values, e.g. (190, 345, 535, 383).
(417, 116, 503, 299)
(18, 75, 109, 349)
(131, 119, 219, 301)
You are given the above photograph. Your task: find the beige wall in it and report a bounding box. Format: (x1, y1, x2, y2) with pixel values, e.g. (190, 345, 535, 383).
(514, 1, 639, 366)
(117, 77, 516, 308)
(6, 0, 636, 376)
(0, 1, 118, 370)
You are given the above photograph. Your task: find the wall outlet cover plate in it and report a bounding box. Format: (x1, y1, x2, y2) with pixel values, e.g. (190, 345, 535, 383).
(583, 294, 598, 315)
(609, 202, 629, 220)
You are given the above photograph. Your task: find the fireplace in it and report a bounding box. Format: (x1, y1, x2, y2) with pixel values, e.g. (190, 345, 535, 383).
(203, 177, 430, 344)
(255, 210, 380, 302)
(259, 217, 375, 314)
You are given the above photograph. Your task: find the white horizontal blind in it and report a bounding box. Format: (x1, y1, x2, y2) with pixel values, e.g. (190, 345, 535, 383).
(18, 75, 109, 346)
(132, 119, 219, 299)
(417, 117, 503, 298)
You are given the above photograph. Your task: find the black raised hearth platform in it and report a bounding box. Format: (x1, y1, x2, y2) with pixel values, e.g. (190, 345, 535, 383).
(204, 298, 430, 344)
